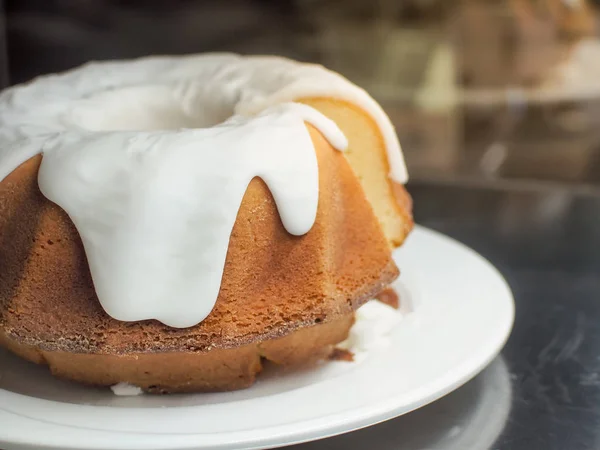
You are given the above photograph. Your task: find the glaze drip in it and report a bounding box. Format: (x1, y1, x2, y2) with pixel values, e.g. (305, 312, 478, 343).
(37, 104, 346, 328)
(0, 54, 404, 327)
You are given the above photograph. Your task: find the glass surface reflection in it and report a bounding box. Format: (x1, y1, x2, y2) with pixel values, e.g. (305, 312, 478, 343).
(291, 357, 512, 450)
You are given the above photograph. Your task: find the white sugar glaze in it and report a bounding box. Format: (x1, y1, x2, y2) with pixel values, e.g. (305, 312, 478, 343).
(0, 54, 406, 328)
(0, 54, 407, 182)
(38, 103, 346, 327)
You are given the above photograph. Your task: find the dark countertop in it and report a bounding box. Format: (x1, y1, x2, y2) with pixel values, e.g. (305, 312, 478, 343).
(291, 180, 600, 450)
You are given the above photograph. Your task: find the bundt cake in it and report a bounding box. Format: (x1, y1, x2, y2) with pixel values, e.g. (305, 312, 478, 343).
(0, 54, 413, 393)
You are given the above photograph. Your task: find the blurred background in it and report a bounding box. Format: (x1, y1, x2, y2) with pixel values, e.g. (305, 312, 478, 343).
(4, 0, 600, 188)
(4, 2, 600, 449)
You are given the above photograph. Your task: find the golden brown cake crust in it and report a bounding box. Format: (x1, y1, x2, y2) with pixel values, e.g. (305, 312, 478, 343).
(0, 111, 413, 391)
(0, 127, 402, 350)
(0, 314, 355, 393)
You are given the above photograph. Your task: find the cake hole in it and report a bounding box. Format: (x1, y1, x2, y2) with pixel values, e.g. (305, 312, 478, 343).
(47, 239, 54, 245)
(73, 85, 232, 132)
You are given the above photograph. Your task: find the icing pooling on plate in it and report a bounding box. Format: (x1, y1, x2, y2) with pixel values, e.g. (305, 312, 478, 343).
(38, 103, 347, 328)
(0, 54, 405, 328)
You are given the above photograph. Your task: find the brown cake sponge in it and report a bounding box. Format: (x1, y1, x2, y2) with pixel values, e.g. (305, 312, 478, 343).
(0, 100, 412, 392)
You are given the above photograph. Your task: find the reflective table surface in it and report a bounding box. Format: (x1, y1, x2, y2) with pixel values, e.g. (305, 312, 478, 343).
(292, 180, 600, 449)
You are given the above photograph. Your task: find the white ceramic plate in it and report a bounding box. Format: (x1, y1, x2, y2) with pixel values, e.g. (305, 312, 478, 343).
(0, 226, 514, 450)
(295, 355, 513, 450)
